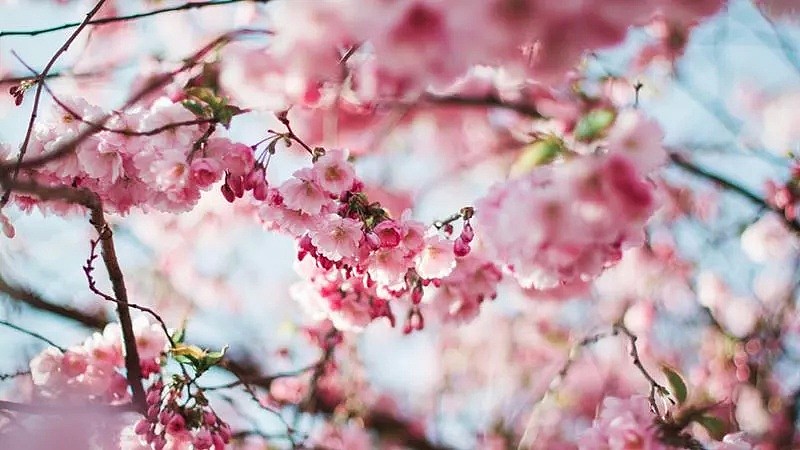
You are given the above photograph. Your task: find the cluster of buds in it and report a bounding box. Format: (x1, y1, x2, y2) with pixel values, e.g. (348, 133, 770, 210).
(134, 379, 231, 450)
(8, 81, 32, 107)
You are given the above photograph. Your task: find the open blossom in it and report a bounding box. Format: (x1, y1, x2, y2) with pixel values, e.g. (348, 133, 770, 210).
(606, 110, 666, 173)
(474, 152, 658, 291)
(415, 234, 457, 279)
(3, 97, 246, 215)
(578, 396, 664, 450)
(740, 214, 799, 263)
(279, 168, 330, 215)
(309, 422, 373, 450)
(0, 209, 14, 238)
(313, 148, 356, 195)
(428, 254, 502, 324)
(29, 317, 166, 401)
(311, 215, 364, 261)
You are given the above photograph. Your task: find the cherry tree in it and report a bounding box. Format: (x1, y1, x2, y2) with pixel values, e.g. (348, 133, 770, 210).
(0, 0, 799, 449)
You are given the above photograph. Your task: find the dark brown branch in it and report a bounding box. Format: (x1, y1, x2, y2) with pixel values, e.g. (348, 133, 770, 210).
(612, 323, 673, 416)
(422, 93, 543, 119)
(0, 0, 271, 38)
(0, 273, 107, 329)
(669, 152, 800, 234)
(0, 244, 450, 450)
(0, 177, 146, 413)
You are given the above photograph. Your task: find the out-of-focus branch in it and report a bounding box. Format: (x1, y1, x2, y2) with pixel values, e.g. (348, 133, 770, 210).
(0, 274, 107, 329)
(0, 0, 272, 38)
(422, 93, 543, 118)
(0, 400, 136, 415)
(669, 152, 800, 234)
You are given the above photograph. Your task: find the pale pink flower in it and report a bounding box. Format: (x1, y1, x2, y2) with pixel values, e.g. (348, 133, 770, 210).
(740, 214, 799, 263)
(606, 110, 666, 173)
(313, 148, 355, 195)
(311, 216, 364, 261)
(709, 433, 754, 450)
(578, 396, 664, 450)
(415, 235, 456, 279)
(279, 168, 330, 215)
(77, 138, 124, 183)
(368, 246, 410, 289)
(140, 97, 200, 149)
(132, 316, 168, 361)
(30, 347, 65, 389)
(309, 422, 372, 450)
(0, 210, 14, 238)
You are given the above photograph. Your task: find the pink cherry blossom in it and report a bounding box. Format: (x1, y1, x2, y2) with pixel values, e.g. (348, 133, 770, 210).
(311, 215, 364, 261)
(313, 148, 356, 195)
(415, 234, 457, 280)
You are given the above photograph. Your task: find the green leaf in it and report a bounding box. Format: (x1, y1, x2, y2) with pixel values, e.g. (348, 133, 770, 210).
(662, 365, 688, 404)
(696, 415, 726, 440)
(173, 354, 193, 365)
(574, 108, 615, 142)
(171, 328, 186, 345)
(510, 137, 563, 176)
(204, 345, 229, 366)
(181, 100, 209, 118)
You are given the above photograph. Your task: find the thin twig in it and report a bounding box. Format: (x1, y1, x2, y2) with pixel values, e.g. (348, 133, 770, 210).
(1, 0, 108, 207)
(0, 0, 271, 38)
(0, 319, 64, 351)
(0, 28, 268, 175)
(669, 152, 800, 234)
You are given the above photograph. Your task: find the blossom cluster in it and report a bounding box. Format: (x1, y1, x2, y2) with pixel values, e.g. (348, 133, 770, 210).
(578, 396, 662, 450)
(251, 147, 482, 331)
(29, 317, 166, 402)
(122, 381, 232, 450)
(474, 111, 665, 291)
(223, 0, 724, 109)
(0, 97, 254, 214)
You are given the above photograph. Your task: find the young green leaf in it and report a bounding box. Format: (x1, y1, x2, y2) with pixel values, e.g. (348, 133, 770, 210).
(662, 365, 688, 404)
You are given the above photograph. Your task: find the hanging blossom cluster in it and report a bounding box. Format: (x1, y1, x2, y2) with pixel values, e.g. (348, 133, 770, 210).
(29, 317, 166, 403)
(249, 146, 490, 332)
(0, 97, 253, 214)
(121, 381, 232, 450)
(474, 111, 666, 291)
(224, 0, 724, 108)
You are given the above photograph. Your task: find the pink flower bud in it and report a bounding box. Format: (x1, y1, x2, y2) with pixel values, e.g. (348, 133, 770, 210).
(221, 183, 235, 203)
(134, 419, 151, 436)
(453, 237, 471, 257)
(166, 414, 186, 434)
(460, 222, 474, 243)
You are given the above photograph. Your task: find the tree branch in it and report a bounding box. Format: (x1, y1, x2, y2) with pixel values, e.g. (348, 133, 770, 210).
(0, 177, 146, 412)
(0, 319, 64, 351)
(0, 400, 136, 415)
(1, 0, 107, 207)
(0, 0, 271, 38)
(669, 152, 800, 234)
(0, 273, 107, 329)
